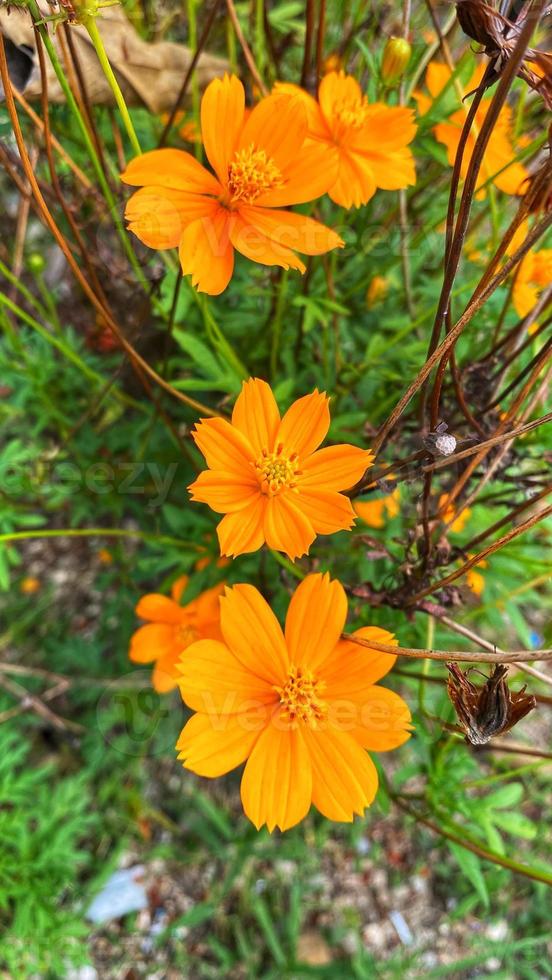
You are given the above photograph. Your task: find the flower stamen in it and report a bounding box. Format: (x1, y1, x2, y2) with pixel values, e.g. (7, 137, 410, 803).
(228, 144, 284, 204)
(275, 666, 327, 728)
(255, 445, 300, 496)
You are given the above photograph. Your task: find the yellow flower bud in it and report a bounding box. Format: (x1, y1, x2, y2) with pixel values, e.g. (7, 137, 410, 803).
(20, 576, 41, 595)
(366, 275, 389, 308)
(381, 36, 411, 84)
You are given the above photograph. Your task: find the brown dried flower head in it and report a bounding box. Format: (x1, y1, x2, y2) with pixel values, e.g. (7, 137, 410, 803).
(447, 662, 536, 745)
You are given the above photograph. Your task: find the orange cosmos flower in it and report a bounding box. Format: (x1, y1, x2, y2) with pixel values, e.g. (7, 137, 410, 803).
(466, 558, 488, 597)
(354, 485, 400, 528)
(121, 74, 343, 295)
(176, 573, 412, 831)
(129, 575, 225, 693)
(439, 493, 471, 533)
(275, 71, 416, 208)
(188, 378, 374, 560)
(506, 220, 552, 328)
(414, 62, 527, 196)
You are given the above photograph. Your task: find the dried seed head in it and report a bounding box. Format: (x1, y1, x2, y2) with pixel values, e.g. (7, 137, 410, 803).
(455, 0, 508, 51)
(447, 663, 536, 745)
(423, 424, 457, 456)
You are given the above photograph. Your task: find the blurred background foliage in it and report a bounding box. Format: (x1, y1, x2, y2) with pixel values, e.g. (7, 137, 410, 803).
(0, 0, 551, 976)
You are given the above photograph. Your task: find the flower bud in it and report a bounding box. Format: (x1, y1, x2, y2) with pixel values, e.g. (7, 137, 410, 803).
(27, 253, 46, 275)
(381, 37, 411, 84)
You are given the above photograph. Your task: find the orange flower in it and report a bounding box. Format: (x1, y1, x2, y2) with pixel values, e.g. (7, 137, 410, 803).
(176, 573, 412, 831)
(20, 576, 41, 595)
(129, 575, 224, 693)
(466, 558, 488, 597)
(414, 62, 527, 196)
(276, 72, 416, 208)
(354, 486, 400, 528)
(188, 378, 374, 560)
(121, 74, 343, 294)
(506, 220, 552, 328)
(439, 493, 471, 533)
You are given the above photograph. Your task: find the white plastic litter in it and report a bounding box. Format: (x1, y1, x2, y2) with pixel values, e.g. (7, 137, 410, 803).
(86, 865, 148, 924)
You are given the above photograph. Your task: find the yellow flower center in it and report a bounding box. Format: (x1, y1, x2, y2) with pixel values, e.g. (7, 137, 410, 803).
(227, 145, 284, 204)
(334, 95, 370, 129)
(275, 666, 327, 728)
(255, 444, 300, 496)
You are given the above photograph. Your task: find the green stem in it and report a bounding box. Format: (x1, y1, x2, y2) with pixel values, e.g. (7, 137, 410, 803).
(26, 0, 146, 287)
(196, 291, 248, 379)
(270, 270, 288, 379)
(186, 0, 201, 160)
(0, 528, 202, 550)
(83, 15, 142, 157)
(270, 550, 305, 580)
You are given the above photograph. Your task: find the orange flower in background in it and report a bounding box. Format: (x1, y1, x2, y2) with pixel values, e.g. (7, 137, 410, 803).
(466, 558, 488, 597)
(188, 378, 374, 560)
(506, 220, 552, 327)
(439, 493, 471, 533)
(122, 74, 343, 294)
(129, 575, 225, 693)
(354, 485, 400, 528)
(414, 62, 527, 196)
(275, 71, 416, 208)
(176, 573, 412, 832)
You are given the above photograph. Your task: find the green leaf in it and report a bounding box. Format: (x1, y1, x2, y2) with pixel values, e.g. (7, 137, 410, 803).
(448, 842, 490, 909)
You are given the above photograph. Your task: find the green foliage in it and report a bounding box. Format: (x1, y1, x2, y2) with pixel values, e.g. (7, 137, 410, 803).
(0, 727, 96, 977)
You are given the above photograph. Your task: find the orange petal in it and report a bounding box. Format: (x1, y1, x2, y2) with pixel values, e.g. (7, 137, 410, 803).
(125, 186, 211, 250)
(356, 148, 416, 192)
(284, 572, 347, 672)
(239, 206, 343, 256)
(292, 487, 356, 536)
(320, 626, 398, 688)
(189, 581, 226, 626)
(353, 498, 386, 528)
(276, 390, 330, 458)
(179, 206, 234, 295)
(191, 417, 254, 474)
(229, 212, 306, 273)
(318, 71, 363, 130)
(188, 470, 260, 514)
(231, 378, 281, 455)
(201, 74, 245, 186)
(300, 444, 374, 489)
(425, 61, 453, 100)
(255, 141, 341, 206)
(303, 725, 379, 821)
(171, 575, 189, 603)
(178, 638, 276, 714)
(129, 622, 176, 663)
(263, 494, 315, 561)
(240, 717, 312, 831)
(135, 594, 184, 624)
(176, 708, 264, 777)
(220, 584, 289, 684)
(353, 105, 417, 152)
(121, 148, 221, 195)
(217, 495, 267, 557)
(328, 147, 377, 208)
(237, 92, 307, 175)
(273, 81, 330, 140)
(351, 686, 412, 751)
(152, 654, 181, 693)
